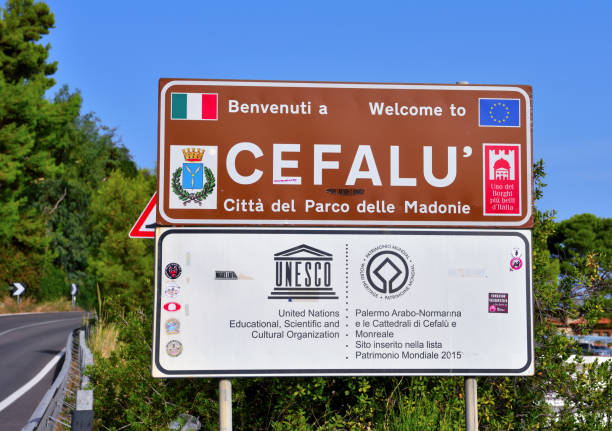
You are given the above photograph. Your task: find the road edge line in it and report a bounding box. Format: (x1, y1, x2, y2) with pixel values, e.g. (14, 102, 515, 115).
(0, 349, 65, 413)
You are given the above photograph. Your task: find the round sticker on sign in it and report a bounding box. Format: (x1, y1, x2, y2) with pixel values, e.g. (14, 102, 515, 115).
(164, 284, 181, 298)
(510, 257, 523, 271)
(166, 340, 183, 357)
(165, 263, 182, 279)
(163, 302, 181, 312)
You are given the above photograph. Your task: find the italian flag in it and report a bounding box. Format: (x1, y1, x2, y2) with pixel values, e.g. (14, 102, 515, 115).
(171, 93, 218, 120)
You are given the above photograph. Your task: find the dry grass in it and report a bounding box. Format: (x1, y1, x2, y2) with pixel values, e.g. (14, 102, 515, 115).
(0, 296, 78, 314)
(89, 322, 120, 359)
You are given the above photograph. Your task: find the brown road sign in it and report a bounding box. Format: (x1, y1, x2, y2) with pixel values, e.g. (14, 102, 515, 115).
(157, 79, 532, 227)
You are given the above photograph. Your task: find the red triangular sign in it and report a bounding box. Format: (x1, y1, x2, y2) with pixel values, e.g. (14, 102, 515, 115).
(129, 192, 156, 238)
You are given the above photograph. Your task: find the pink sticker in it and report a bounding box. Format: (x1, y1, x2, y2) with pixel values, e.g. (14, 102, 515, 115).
(488, 293, 508, 313)
(510, 257, 523, 271)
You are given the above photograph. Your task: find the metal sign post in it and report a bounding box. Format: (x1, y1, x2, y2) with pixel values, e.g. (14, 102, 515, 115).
(458, 81, 478, 431)
(219, 379, 232, 431)
(465, 376, 478, 430)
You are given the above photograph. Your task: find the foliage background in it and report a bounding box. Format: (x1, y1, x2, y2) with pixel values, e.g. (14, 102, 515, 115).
(0, 0, 153, 308)
(1, 1, 610, 429)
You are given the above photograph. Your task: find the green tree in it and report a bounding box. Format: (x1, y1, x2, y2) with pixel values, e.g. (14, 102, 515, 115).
(549, 214, 612, 266)
(0, 0, 59, 294)
(548, 214, 612, 320)
(0, 0, 56, 84)
(0, 0, 139, 299)
(38, 97, 138, 299)
(87, 169, 155, 310)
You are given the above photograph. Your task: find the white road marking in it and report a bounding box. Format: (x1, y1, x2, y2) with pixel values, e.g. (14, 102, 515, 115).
(0, 349, 65, 412)
(0, 312, 80, 318)
(0, 318, 80, 337)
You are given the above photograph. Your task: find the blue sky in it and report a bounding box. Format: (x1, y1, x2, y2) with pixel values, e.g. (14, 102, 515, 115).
(43, 0, 611, 221)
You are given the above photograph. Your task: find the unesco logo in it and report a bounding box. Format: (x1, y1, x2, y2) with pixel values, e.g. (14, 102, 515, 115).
(360, 245, 414, 299)
(268, 244, 338, 300)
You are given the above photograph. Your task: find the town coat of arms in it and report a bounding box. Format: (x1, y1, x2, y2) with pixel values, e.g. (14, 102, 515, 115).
(171, 148, 216, 205)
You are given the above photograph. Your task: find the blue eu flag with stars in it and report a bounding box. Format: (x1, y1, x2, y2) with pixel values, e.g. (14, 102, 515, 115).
(479, 99, 520, 127)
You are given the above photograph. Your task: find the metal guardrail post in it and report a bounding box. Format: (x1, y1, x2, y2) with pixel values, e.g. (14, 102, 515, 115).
(71, 390, 94, 430)
(79, 330, 94, 389)
(71, 329, 94, 431)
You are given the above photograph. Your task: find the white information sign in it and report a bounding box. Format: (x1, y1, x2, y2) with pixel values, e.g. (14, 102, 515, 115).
(152, 228, 533, 377)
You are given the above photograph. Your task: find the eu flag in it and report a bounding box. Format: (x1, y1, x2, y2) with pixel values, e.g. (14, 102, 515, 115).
(479, 99, 520, 127)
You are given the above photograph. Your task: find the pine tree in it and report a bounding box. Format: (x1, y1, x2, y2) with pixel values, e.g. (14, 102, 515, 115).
(0, 0, 58, 293)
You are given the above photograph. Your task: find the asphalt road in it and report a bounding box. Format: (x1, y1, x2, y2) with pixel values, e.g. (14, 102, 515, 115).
(0, 311, 85, 430)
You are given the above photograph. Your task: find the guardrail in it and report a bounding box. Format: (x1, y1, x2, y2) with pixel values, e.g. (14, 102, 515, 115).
(21, 332, 74, 430)
(21, 318, 95, 431)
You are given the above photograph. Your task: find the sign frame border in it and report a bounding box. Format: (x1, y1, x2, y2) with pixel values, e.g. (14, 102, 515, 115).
(157, 80, 532, 227)
(152, 227, 534, 377)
